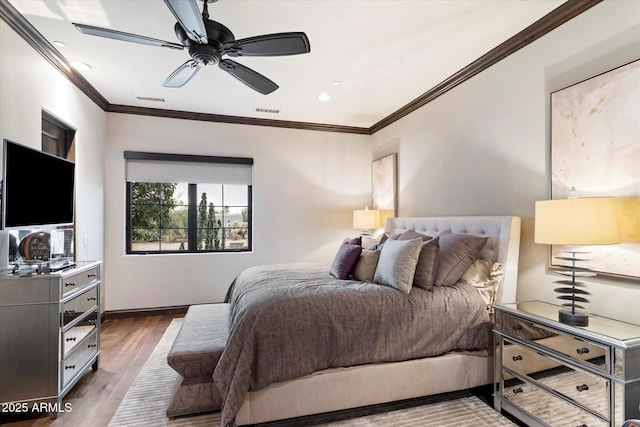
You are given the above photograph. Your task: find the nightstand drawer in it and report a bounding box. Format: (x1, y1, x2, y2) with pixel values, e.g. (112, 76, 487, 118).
(504, 339, 609, 419)
(503, 372, 607, 427)
(499, 311, 609, 373)
(62, 328, 98, 388)
(62, 266, 99, 297)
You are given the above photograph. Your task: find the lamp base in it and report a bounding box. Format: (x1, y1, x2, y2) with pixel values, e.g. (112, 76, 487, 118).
(559, 309, 589, 327)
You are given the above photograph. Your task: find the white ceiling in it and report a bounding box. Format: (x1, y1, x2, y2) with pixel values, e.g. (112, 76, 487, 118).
(9, 0, 564, 128)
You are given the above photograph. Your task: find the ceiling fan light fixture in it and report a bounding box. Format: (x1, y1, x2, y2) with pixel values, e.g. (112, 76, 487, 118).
(73, 0, 310, 94)
(318, 93, 331, 101)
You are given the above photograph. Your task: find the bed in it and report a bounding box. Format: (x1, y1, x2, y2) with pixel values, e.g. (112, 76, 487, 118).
(215, 215, 521, 426)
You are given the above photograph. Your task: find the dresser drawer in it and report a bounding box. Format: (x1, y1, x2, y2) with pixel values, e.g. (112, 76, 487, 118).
(62, 328, 98, 389)
(504, 339, 609, 419)
(63, 324, 97, 357)
(499, 311, 609, 373)
(62, 285, 98, 327)
(503, 372, 608, 427)
(61, 266, 99, 298)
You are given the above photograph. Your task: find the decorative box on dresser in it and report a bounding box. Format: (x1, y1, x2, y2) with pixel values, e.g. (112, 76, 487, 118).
(494, 301, 640, 427)
(0, 261, 101, 416)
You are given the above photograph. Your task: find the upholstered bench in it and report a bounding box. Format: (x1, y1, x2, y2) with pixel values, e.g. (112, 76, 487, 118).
(166, 303, 230, 418)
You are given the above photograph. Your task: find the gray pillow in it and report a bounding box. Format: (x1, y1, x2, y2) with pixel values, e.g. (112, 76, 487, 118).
(330, 243, 362, 280)
(434, 231, 488, 287)
(353, 249, 381, 282)
(397, 230, 440, 290)
(373, 238, 423, 293)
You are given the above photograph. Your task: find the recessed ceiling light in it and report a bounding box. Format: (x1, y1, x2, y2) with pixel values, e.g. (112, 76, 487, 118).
(53, 41, 65, 48)
(70, 61, 91, 71)
(318, 93, 331, 101)
(332, 80, 341, 86)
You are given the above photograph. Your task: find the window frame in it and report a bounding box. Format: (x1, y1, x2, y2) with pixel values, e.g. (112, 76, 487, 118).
(124, 151, 253, 255)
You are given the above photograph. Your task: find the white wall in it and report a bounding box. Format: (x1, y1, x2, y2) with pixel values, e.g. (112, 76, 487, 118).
(0, 22, 105, 273)
(104, 114, 371, 310)
(3, 1, 639, 321)
(371, 1, 640, 323)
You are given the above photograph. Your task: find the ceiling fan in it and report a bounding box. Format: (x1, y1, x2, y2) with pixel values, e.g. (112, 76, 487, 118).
(73, 0, 310, 95)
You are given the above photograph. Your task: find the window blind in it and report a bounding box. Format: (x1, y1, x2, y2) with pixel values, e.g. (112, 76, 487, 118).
(124, 151, 253, 185)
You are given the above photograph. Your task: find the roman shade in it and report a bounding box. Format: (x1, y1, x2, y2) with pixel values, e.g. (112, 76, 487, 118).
(124, 151, 253, 185)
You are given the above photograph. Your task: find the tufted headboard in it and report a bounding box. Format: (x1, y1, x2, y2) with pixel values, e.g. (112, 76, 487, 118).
(385, 216, 521, 304)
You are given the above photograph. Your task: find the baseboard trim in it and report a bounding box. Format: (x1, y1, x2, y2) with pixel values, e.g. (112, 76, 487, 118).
(104, 305, 190, 319)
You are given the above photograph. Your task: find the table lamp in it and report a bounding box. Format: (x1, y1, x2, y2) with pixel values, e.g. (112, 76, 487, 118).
(353, 206, 381, 236)
(534, 195, 620, 326)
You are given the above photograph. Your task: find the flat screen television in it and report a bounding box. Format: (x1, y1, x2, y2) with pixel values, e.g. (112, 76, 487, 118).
(2, 139, 75, 229)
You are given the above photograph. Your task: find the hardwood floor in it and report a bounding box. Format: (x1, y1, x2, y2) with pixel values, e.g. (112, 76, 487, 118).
(0, 314, 182, 427)
(1, 314, 526, 427)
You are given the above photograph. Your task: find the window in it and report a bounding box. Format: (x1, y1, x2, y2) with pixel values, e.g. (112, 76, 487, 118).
(125, 151, 253, 254)
(42, 111, 75, 159)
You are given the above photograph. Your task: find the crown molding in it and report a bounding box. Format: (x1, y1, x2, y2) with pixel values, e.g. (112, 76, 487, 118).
(0, 0, 109, 110)
(368, 0, 603, 134)
(107, 104, 370, 135)
(2, 0, 602, 135)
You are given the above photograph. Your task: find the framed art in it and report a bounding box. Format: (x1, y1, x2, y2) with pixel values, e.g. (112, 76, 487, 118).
(371, 153, 397, 224)
(550, 59, 640, 279)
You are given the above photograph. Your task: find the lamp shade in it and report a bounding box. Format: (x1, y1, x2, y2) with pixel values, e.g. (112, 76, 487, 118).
(353, 209, 380, 230)
(534, 197, 620, 245)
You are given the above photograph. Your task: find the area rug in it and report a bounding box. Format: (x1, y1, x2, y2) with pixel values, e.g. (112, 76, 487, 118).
(108, 319, 516, 427)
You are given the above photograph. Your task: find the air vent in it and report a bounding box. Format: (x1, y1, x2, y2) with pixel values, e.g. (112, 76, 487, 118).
(136, 96, 166, 102)
(254, 107, 280, 114)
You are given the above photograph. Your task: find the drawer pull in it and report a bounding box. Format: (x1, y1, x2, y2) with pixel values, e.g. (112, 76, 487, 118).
(65, 282, 76, 287)
(87, 297, 97, 301)
(64, 309, 77, 314)
(512, 324, 523, 331)
(64, 364, 76, 370)
(88, 319, 97, 325)
(576, 384, 589, 392)
(512, 355, 523, 362)
(512, 387, 523, 395)
(576, 347, 590, 355)
(87, 344, 97, 349)
(65, 337, 76, 342)
(88, 273, 97, 278)
(576, 425, 587, 427)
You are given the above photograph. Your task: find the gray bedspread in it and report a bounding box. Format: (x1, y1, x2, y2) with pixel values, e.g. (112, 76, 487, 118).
(213, 263, 490, 427)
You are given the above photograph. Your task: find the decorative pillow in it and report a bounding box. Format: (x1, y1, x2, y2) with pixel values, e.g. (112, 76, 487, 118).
(434, 230, 488, 287)
(342, 236, 362, 246)
(461, 259, 504, 312)
(330, 243, 362, 280)
(353, 249, 381, 282)
(396, 230, 440, 290)
(364, 232, 392, 251)
(373, 238, 423, 294)
(361, 235, 378, 249)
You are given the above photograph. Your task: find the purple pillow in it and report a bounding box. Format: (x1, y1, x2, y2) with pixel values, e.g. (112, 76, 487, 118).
(330, 243, 363, 280)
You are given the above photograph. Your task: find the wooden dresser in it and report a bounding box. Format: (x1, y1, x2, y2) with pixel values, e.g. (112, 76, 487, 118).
(494, 301, 640, 427)
(0, 261, 101, 417)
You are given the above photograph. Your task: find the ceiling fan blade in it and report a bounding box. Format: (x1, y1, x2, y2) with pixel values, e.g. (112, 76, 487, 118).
(219, 59, 278, 95)
(163, 60, 201, 88)
(73, 23, 184, 50)
(223, 32, 310, 57)
(163, 0, 208, 44)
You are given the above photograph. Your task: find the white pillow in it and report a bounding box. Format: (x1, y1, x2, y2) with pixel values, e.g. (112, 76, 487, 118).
(460, 259, 504, 311)
(373, 238, 422, 294)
